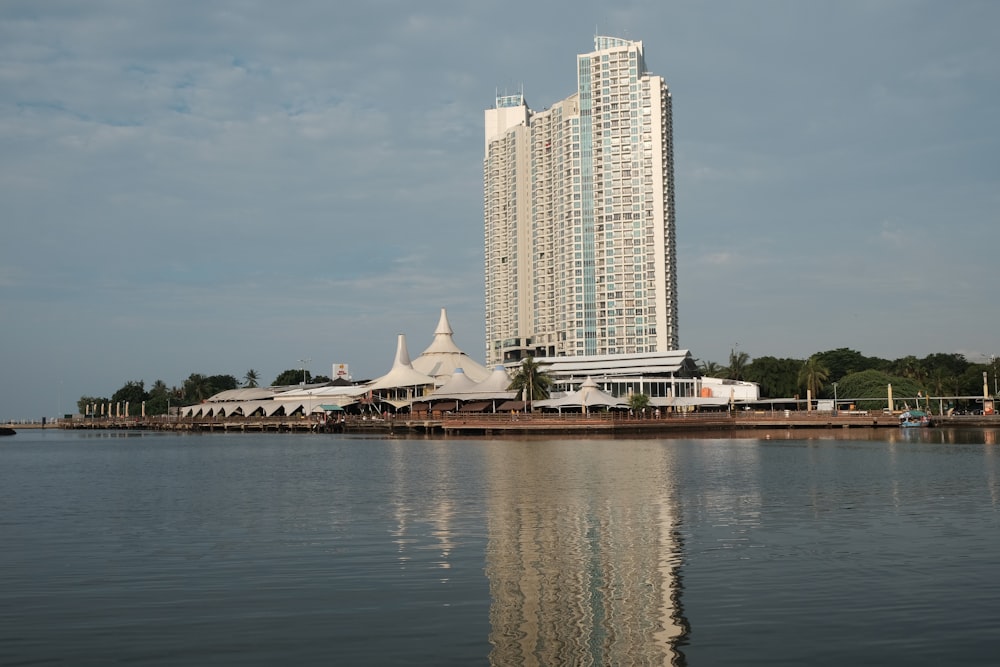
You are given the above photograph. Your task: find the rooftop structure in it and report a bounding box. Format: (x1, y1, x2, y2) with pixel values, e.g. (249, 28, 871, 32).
(411, 308, 491, 383)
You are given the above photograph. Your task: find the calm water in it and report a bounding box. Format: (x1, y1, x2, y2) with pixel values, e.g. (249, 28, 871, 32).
(2, 428, 999, 666)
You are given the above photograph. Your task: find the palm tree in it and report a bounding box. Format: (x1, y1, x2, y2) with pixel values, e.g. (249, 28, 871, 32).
(929, 368, 948, 398)
(181, 373, 215, 404)
(507, 356, 553, 406)
(798, 356, 830, 400)
(728, 348, 750, 381)
(244, 369, 259, 388)
(627, 393, 650, 413)
(699, 360, 724, 377)
(893, 355, 924, 382)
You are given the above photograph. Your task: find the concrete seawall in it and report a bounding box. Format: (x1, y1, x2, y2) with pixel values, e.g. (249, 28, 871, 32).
(50, 412, 999, 435)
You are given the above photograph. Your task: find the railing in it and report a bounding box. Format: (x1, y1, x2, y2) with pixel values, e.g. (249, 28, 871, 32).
(60, 410, 1000, 432)
(442, 412, 619, 424)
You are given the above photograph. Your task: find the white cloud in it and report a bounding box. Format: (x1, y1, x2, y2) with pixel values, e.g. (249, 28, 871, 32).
(1, 0, 999, 417)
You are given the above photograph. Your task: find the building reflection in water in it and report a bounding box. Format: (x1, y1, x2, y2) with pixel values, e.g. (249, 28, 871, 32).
(483, 440, 688, 666)
(387, 440, 457, 577)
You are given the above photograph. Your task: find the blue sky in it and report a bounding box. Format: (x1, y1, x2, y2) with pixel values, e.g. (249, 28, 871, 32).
(2, 0, 998, 419)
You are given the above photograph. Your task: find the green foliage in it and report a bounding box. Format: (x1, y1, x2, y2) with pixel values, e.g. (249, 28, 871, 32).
(835, 370, 924, 410)
(273, 369, 312, 386)
(143, 380, 178, 416)
(77, 395, 109, 414)
(508, 356, 552, 402)
(182, 374, 211, 404)
(243, 369, 260, 388)
(627, 393, 650, 411)
(205, 374, 238, 392)
(745, 357, 802, 398)
(112, 380, 149, 407)
(181, 373, 238, 405)
(957, 364, 995, 398)
(890, 355, 925, 383)
(798, 356, 830, 399)
(921, 353, 969, 378)
(727, 349, 750, 381)
(813, 348, 889, 383)
(698, 360, 724, 377)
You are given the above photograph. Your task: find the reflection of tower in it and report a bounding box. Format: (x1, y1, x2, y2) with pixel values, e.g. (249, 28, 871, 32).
(484, 442, 687, 665)
(387, 441, 457, 574)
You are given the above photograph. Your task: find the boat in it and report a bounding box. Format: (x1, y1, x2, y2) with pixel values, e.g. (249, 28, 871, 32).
(0, 427, 16, 436)
(899, 410, 932, 428)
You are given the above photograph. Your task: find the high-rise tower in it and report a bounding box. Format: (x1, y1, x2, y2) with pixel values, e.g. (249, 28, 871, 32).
(484, 36, 677, 366)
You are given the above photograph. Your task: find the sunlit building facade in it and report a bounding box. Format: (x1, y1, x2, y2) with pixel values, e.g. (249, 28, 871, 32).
(484, 36, 677, 366)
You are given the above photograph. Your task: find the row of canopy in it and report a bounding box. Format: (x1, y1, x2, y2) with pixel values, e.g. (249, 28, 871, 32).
(180, 307, 735, 417)
(183, 309, 510, 417)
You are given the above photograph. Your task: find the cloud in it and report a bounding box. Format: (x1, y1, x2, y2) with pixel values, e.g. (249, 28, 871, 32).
(1, 0, 999, 417)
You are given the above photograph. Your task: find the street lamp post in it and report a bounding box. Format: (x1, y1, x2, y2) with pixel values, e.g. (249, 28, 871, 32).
(299, 358, 311, 385)
(992, 355, 998, 396)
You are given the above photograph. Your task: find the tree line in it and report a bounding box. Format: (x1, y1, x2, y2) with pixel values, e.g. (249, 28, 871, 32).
(76, 368, 332, 416)
(708, 348, 998, 410)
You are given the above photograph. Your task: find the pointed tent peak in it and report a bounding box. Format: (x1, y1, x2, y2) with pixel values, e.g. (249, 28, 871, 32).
(580, 376, 598, 388)
(412, 308, 491, 382)
(393, 333, 413, 368)
(435, 308, 454, 336)
(422, 309, 463, 355)
(368, 333, 437, 391)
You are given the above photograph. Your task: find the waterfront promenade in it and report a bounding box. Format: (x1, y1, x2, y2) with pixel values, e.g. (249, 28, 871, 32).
(44, 410, 999, 435)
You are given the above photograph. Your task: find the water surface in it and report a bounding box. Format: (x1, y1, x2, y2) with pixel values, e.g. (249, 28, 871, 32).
(1, 428, 998, 665)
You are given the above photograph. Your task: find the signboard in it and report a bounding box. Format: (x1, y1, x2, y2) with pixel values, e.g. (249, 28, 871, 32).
(333, 363, 350, 380)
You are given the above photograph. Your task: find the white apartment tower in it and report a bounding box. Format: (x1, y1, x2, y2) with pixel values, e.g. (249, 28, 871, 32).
(484, 36, 677, 366)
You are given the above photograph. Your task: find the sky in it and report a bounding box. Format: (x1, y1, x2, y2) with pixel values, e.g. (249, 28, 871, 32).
(2, 0, 998, 419)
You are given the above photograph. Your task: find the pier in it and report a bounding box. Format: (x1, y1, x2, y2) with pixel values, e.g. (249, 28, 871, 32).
(47, 411, 999, 436)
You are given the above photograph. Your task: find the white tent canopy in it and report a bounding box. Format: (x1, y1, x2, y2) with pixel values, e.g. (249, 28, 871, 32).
(175, 308, 495, 417)
(533, 377, 628, 411)
(205, 387, 285, 402)
(274, 384, 366, 404)
(428, 368, 480, 398)
(475, 365, 515, 393)
(368, 334, 437, 391)
(428, 365, 517, 401)
(411, 308, 491, 384)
